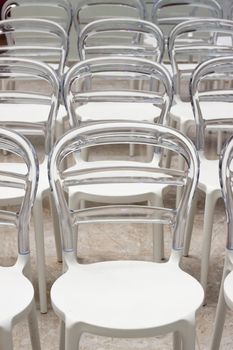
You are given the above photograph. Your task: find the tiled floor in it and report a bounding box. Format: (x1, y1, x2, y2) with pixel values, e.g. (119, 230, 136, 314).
(2, 135, 233, 349)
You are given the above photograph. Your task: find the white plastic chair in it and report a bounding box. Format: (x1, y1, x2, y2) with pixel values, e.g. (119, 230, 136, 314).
(185, 56, 233, 299)
(0, 127, 40, 350)
(168, 18, 233, 141)
(210, 134, 233, 350)
(1, 0, 73, 35)
(0, 57, 61, 314)
(48, 121, 203, 350)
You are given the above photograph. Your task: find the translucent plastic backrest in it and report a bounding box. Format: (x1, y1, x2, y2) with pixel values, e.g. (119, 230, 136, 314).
(168, 19, 233, 96)
(219, 135, 233, 249)
(151, 0, 222, 38)
(1, 0, 73, 34)
(0, 57, 60, 155)
(73, 0, 146, 32)
(0, 127, 38, 255)
(49, 122, 199, 253)
(63, 56, 173, 127)
(0, 18, 68, 76)
(78, 18, 164, 62)
(190, 56, 233, 151)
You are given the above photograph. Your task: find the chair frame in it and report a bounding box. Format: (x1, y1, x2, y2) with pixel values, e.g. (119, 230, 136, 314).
(0, 127, 40, 350)
(48, 121, 203, 350)
(1, 0, 73, 34)
(73, 0, 146, 32)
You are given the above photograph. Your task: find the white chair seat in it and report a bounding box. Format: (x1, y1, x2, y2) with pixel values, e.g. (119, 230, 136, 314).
(224, 270, 233, 310)
(0, 103, 66, 124)
(0, 266, 34, 324)
(51, 260, 204, 330)
(170, 100, 233, 125)
(68, 163, 166, 202)
(199, 157, 221, 193)
(76, 102, 160, 123)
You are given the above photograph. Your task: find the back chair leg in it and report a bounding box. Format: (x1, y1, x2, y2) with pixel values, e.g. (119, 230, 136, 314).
(200, 191, 219, 300)
(28, 301, 41, 350)
(33, 196, 47, 314)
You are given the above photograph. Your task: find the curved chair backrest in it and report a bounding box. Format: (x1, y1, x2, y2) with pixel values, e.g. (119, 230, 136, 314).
(49, 122, 199, 255)
(73, 0, 146, 32)
(0, 18, 68, 77)
(220, 135, 233, 250)
(1, 0, 73, 34)
(0, 127, 38, 255)
(63, 56, 173, 127)
(190, 56, 233, 151)
(78, 18, 164, 62)
(0, 57, 60, 155)
(168, 18, 233, 96)
(151, 0, 222, 38)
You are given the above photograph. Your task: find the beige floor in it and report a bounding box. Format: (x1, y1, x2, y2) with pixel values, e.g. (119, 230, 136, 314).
(2, 135, 233, 350)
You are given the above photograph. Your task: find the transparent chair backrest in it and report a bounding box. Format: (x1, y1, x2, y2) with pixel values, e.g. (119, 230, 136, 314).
(0, 18, 68, 77)
(1, 0, 73, 34)
(151, 0, 222, 38)
(0, 57, 60, 156)
(78, 18, 164, 62)
(168, 19, 233, 97)
(0, 127, 38, 257)
(73, 0, 146, 32)
(63, 56, 173, 128)
(48, 122, 199, 255)
(190, 56, 233, 151)
(220, 135, 233, 250)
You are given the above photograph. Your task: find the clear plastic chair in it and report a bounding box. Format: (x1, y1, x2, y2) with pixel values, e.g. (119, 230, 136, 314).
(1, 0, 73, 35)
(0, 57, 61, 313)
(151, 0, 222, 39)
(210, 134, 233, 350)
(63, 56, 173, 261)
(168, 18, 233, 143)
(185, 56, 233, 299)
(63, 56, 172, 128)
(78, 17, 164, 62)
(0, 18, 68, 78)
(0, 127, 40, 350)
(73, 0, 146, 33)
(48, 121, 203, 350)
(0, 17, 68, 139)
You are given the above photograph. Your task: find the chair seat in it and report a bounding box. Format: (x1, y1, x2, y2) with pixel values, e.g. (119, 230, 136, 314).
(224, 270, 233, 310)
(199, 157, 221, 193)
(0, 160, 49, 204)
(0, 266, 34, 325)
(51, 260, 204, 330)
(76, 102, 160, 123)
(0, 103, 66, 124)
(170, 100, 233, 126)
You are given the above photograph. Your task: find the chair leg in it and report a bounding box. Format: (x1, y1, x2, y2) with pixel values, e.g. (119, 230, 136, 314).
(65, 323, 82, 350)
(0, 326, 13, 350)
(179, 318, 196, 350)
(183, 191, 198, 257)
(49, 194, 62, 263)
(150, 196, 164, 262)
(173, 331, 182, 350)
(210, 261, 229, 350)
(59, 320, 65, 350)
(28, 301, 41, 350)
(200, 191, 218, 300)
(33, 197, 47, 314)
